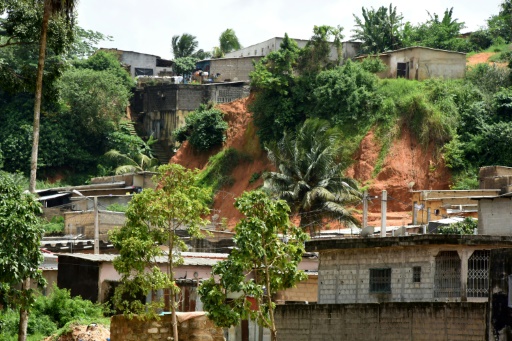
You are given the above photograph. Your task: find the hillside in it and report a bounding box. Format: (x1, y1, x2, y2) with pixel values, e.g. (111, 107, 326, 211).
(171, 97, 451, 228)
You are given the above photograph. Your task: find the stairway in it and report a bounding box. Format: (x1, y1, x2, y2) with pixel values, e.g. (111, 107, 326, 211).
(151, 140, 172, 165)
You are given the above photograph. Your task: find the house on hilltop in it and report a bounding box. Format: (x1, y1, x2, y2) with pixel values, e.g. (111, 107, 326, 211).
(356, 46, 466, 80)
(99, 48, 174, 77)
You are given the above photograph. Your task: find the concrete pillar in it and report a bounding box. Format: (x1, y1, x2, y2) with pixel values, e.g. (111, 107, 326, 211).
(363, 191, 368, 230)
(381, 190, 387, 237)
(412, 201, 418, 225)
(459, 250, 470, 302)
(94, 197, 99, 255)
(427, 207, 431, 223)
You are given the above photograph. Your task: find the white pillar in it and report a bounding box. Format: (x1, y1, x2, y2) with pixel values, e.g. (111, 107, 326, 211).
(381, 190, 387, 237)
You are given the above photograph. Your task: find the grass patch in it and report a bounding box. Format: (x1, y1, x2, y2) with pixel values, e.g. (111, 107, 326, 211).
(196, 148, 250, 200)
(106, 203, 129, 212)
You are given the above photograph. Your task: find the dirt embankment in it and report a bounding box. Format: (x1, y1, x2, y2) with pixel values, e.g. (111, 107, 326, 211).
(171, 97, 272, 227)
(172, 97, 451, 228)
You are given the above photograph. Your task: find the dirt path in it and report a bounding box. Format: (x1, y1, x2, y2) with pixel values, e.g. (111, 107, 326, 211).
(467, 52, 495, 66)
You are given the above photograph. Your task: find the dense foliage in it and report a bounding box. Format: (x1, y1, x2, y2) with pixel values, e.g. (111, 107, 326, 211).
(0, 286, 107, 341)
(174, 104, 228, 151)
(438, 217, 478, 234)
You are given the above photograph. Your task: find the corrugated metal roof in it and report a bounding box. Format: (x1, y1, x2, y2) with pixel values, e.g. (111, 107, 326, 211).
(37, 192, 71, 201)
(58, 252, 228, 266)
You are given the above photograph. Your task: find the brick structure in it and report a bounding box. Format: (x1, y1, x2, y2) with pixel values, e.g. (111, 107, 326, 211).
(110, 313, 224, 341)
(275, 302, 487, 341)
(64, 210, 126, 240)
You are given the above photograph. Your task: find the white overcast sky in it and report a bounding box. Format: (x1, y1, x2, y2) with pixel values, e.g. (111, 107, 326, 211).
(77, 0, 503, 60)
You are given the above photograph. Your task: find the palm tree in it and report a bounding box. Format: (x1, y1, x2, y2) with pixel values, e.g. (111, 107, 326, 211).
(104, 149, 159, 174)
(263, 119, 361, 235)
(171, 33, 199, 58)
(30, 0, 76, 194)
(219, 28, 241, 55)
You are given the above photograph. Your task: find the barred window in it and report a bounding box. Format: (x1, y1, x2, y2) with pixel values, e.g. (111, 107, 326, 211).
(370, 268, 391, 293)
(467, 250, 490, 298)
(413, 266, 421, 283)
(434, 251, 461, 298)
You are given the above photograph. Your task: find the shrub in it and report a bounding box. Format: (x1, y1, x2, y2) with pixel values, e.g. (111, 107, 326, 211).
(42, 216, 65, 236)
(174, 105, 228, 151)
(106, 203, 128, 212)
(196, 148, 247, 195)
(469, 29, 493, 50)
(311, 60, 382, 124)
(438, 217, 477, 235)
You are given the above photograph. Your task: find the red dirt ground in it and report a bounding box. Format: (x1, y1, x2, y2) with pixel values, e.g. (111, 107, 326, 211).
(171, 96, 451, 229)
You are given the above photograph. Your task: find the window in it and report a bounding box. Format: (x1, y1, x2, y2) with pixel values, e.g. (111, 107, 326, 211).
(370, 268, 391, 293)
(434, 251, 461, 298)
(413, 266, 421, 283)
(135, 68, 154, 76)
(76, 226, 85, 235)
(467, 250, 490, 298)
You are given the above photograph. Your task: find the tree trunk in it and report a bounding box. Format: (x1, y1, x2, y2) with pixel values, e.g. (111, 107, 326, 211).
(168, 233, 179, 341)
(264, 256, 277, 341)
(299, 212, 316, 237)
(29, 0, 51, 193)
(17, 278, 31, 341)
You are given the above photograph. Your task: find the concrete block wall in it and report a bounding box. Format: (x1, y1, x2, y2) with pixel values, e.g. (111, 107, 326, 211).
(275, 302, 487, 341)
(478, 198, 512, 235)
(110, 314, 225, 341)
(318, 247, 435, 304)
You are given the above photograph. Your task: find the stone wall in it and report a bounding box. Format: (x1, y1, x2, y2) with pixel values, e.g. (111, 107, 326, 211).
(275, 302, 487, 341)
(110, 313, 225, 341)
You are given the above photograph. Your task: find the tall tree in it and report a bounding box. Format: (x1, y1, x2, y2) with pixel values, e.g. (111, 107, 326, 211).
(30, 0, 77, 194)
(171, 33, 198, 58)
(199, 190, 308, 341)
(110, 164, 210, 341)
(298, 25, 344, 74)
(263, 119, 361, 234)
(352, 4, 404, 54)
(0, 173, 44, 341)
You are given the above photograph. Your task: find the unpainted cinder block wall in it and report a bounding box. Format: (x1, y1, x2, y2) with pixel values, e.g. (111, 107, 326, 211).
(275, 302, 487, 341)
(110, 314, 225, 341)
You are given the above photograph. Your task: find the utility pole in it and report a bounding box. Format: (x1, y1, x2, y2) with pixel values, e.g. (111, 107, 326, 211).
(94, 196, 99, 255)
(381, 190, 387, 237)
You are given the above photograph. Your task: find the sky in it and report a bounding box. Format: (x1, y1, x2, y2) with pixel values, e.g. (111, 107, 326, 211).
(77, 0, 504, 60)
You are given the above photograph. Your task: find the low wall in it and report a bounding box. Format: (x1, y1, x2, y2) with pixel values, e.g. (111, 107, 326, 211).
(275, 302, 487, 341)
(110, 313, 224, 341)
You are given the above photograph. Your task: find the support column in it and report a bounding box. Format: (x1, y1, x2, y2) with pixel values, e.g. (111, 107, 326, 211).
(362, 191, 368, 230)
(381, 190, 387, 237)
(94, 196, 99, 255)
(412, 201, 418, 225)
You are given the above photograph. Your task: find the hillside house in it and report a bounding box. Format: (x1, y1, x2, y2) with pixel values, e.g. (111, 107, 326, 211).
(356, 46, 466, 80)
(99, 48, 174, 77)
(199, 39, 361, 83)
(133, 82, 249, 153)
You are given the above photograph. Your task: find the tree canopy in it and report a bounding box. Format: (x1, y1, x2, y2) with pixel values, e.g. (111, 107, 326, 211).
(199, 190, 308, 341)
(110, 164, 210, 341)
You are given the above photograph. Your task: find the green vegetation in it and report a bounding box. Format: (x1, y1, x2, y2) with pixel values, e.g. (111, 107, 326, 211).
(41, 216, 65, 235)
(0, 173, 44, 339)
(199, 190, 308, 341)
(264, 119, 361, 234)
(438, 217, 478, 234)
(0, 286, 108, 341)
(106, 203, 129, 213)
(196, 148, 247, 196)
(109, 164, 210, 341)
(174, 104, 229, 151)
